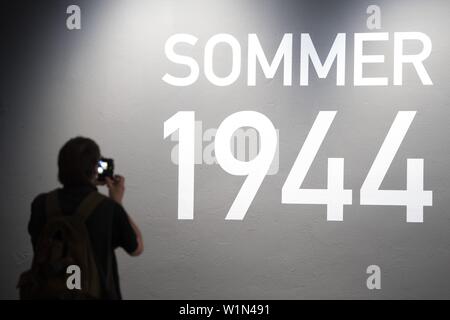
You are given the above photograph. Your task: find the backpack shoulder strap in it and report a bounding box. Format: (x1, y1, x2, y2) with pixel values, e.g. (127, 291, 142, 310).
(75, 191, 106, 223)
(46, 189, 63, 219)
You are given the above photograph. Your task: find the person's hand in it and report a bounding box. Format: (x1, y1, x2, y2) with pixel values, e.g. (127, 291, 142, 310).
(105, 175, 125, 204)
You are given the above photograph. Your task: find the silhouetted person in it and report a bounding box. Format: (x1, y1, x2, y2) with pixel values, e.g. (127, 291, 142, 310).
(20, 137, 143, 299)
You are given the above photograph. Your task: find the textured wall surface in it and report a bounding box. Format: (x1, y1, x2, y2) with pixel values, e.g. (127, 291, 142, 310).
(1, 0, 450, 299)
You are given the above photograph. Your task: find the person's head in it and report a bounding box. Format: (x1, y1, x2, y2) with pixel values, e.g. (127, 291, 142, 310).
(58, 136, 101, 187)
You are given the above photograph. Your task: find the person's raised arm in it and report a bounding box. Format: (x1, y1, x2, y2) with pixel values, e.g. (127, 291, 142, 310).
(106, 175, 144, 256)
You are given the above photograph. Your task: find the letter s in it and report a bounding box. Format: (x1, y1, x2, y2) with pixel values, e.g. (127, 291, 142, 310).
(162, 34, 199, 86)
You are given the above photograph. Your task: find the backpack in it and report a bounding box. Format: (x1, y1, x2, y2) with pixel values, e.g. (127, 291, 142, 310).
(17, 189, 106, 300)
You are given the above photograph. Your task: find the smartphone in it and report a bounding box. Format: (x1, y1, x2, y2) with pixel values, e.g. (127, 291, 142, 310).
(97, 158, 114, 182)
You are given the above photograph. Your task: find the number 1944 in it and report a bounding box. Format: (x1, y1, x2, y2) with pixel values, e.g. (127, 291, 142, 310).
(164, 110, 432, 222)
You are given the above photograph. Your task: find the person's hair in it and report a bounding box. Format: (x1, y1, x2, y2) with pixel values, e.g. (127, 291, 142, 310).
(58, 136, 101, 186)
